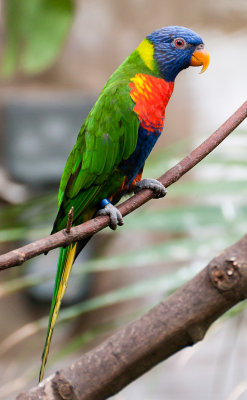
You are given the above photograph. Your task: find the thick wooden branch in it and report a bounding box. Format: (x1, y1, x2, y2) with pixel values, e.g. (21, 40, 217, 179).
(0, 101, 247, 271)
(17, 234, 247, 400)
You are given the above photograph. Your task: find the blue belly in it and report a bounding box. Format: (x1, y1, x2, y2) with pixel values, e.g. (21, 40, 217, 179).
(118, 125, 162, 185)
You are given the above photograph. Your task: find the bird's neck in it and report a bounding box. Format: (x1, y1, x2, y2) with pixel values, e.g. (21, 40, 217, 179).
(129, 73, 174, 133)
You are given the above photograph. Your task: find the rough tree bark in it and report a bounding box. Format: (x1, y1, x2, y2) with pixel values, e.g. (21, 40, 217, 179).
(17, 234, 247, 400)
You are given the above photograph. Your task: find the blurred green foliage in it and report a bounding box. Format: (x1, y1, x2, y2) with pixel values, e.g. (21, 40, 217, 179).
(1, 132, 247, 376)
(1, 133, 247, 295)
(1, 0, 74, 76)
(0, 127, 246, 389)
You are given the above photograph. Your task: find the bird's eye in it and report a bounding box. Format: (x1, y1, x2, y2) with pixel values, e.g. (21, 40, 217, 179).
(173, 38, 186, 49)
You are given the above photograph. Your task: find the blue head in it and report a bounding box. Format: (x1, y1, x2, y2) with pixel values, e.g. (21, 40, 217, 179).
(147, 26, 209, 82)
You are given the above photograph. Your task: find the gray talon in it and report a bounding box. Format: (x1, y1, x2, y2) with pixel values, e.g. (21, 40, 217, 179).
(134, 178, 167, 199)
(97, 203, 124, 230)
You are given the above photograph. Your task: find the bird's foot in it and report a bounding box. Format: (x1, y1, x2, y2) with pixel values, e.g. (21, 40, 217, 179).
(134, 178, 167, 199)
(97, 199, 124, 230)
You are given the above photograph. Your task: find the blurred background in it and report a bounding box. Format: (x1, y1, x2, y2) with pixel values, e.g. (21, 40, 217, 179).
(0, 1, 247, 399)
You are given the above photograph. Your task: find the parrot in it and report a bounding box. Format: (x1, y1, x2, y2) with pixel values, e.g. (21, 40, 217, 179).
(39, 25, 209, 381)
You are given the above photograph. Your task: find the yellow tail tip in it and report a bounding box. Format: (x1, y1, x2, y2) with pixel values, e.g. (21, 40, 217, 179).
(39, 243, 77, 381)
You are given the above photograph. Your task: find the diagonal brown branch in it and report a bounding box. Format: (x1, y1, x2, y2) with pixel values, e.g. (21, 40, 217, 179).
(17, 234, 247, 400)
(0, 101, 247, 271)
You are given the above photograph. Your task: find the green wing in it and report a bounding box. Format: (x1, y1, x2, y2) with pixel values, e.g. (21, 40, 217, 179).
(52, 81, 139, 232)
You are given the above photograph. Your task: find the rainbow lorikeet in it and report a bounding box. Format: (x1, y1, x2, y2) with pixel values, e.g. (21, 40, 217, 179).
(39, 25, 209, 380)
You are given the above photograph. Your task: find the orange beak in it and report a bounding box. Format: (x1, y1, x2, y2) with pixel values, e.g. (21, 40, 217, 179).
(190, 45, 210, 74)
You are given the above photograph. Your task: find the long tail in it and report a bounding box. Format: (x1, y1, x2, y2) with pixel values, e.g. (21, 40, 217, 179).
(39, 242, 77, 382)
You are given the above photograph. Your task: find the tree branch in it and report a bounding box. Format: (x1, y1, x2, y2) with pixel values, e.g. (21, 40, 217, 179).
(17, 234, 247, 400)
(0, 101, 247, 271)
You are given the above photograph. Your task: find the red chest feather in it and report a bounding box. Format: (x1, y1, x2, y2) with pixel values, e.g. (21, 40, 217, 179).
(129, 74, 174, 133)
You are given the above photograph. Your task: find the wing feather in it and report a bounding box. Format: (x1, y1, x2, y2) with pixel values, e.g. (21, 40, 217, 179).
(53, 82, 139, 233)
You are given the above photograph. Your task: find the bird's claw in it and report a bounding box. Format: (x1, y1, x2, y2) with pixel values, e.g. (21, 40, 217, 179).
(134, 178, 167, 199)
(97, 203, 124, 230)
